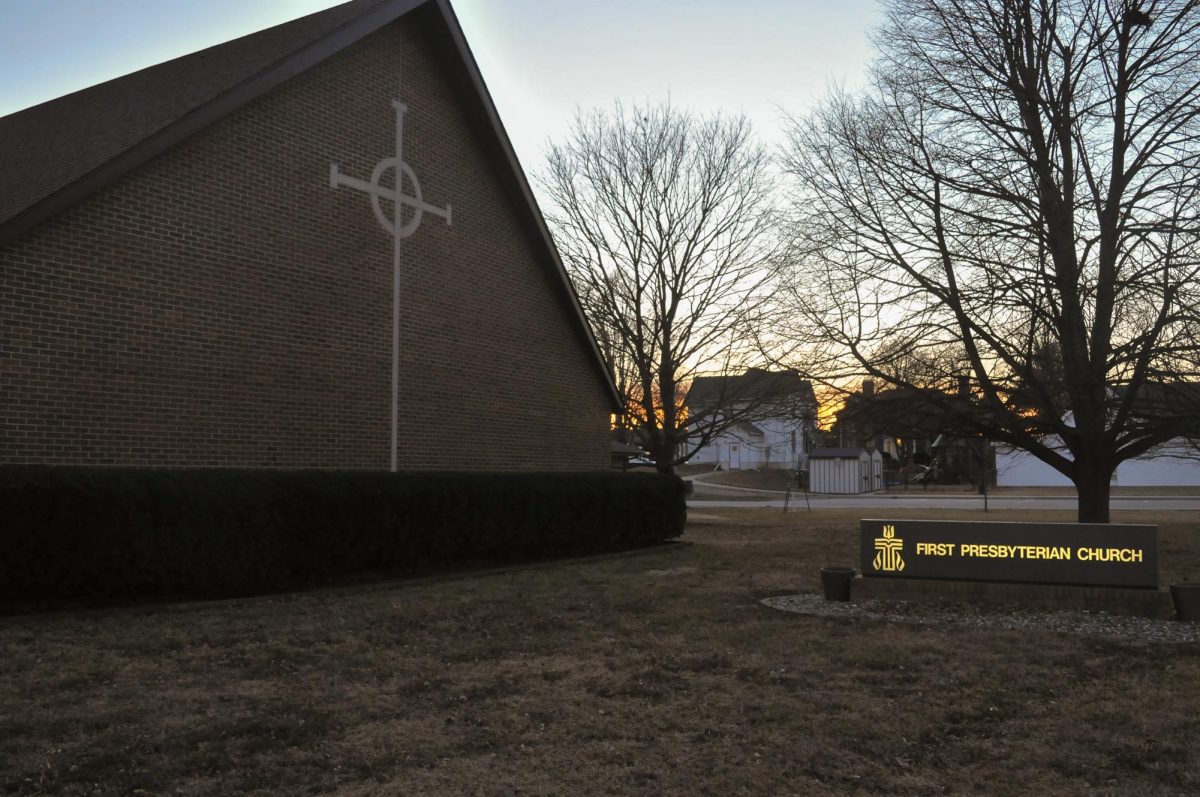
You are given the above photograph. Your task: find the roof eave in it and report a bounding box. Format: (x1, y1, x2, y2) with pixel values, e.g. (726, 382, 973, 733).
(0, 0, 623, 412)
(430, 0, 622, 411)
(0, 0, 425, 247)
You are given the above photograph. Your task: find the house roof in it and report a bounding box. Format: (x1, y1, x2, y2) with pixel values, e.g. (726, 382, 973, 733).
(1121, 382, 1200, 420)
(808, 447, 867, 459)
(836, 384, 959, 440)
(0, 0, 399, 233)
(687, 368, 816, 410)
(0, 0, 622, 411)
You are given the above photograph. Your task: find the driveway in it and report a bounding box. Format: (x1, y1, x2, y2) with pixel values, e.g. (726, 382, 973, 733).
(683, 470, 1200, 511)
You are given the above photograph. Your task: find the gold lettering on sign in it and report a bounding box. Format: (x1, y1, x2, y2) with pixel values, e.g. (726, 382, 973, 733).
(873, 525, 905, 572)
(957, 544, 1073, 560)
(1077, 547, 1143, 563)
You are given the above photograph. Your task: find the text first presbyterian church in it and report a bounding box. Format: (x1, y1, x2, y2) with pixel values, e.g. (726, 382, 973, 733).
(0, 0, 620, 470)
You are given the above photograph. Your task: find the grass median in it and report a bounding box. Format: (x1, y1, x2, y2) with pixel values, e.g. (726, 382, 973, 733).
(2, 507, 1198, 795)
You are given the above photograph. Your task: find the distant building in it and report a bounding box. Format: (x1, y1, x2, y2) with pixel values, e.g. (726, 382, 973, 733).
(684, 368, 818, 470)
(996, 389, 1200, 487)
(0, 0, 619, 470)
(996, 440, 1200, 487)
(833, 379, 956, 465)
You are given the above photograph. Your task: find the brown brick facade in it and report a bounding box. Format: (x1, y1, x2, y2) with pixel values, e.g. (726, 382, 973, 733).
(0, 16, 613, 470)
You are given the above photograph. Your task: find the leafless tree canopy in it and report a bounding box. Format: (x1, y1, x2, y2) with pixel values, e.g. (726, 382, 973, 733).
(542, 102, 779, 471)
(778, 0, 1200, 520)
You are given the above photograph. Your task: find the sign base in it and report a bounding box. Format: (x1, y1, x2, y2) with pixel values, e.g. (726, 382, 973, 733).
(853, 576, 1174, 619)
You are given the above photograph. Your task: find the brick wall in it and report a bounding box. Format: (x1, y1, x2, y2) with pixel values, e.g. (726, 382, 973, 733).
(0, 16, 613, 470)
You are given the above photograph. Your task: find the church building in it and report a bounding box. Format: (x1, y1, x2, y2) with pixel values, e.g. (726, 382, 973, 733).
(0, 0, 619, 470)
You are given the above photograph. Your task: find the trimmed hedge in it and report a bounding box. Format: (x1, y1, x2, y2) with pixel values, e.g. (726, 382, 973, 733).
(0, 467, 686, 602)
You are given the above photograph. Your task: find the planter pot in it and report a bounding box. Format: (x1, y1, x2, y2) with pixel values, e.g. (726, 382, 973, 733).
(820, 566, 855, 602)
(1170, 583, 1200, 623)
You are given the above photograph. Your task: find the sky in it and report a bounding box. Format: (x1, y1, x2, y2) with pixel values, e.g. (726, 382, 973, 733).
(0, 0, 883, 173)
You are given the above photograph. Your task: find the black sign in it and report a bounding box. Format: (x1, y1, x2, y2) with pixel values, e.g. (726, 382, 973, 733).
(860, 519, 1158, 589)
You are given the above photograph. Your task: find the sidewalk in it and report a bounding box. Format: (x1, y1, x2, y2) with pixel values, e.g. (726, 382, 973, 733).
(684, 471, 1200, 501)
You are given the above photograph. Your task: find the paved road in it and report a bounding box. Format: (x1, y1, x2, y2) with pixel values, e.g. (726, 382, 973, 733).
(688, 495, 1200, 511)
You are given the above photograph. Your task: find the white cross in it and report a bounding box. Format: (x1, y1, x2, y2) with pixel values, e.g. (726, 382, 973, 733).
(329, 99, 452, 472)
(329, 100, 453, 236)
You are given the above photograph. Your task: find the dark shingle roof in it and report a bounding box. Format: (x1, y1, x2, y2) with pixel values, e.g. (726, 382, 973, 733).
(0, 0, 623, 411)
(687, 368, 815, 409)
(808, 447, 867, 459)
(0, 0, 394, 229)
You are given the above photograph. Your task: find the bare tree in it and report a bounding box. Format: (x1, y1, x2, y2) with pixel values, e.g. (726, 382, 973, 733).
(778, 0, 1200, 522)
(542, 102, 780, 473)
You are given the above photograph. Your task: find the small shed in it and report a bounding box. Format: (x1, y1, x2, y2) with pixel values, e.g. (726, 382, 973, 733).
(807, 448, 884, 494)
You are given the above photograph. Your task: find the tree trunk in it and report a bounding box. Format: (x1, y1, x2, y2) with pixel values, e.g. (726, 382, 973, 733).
(648, 430, 677, 476)
(654, 443, 677, 476)
(1074, 468, 1112, 524)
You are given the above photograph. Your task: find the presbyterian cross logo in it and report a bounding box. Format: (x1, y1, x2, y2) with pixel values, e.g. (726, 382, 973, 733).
(873, 524, 905, 572)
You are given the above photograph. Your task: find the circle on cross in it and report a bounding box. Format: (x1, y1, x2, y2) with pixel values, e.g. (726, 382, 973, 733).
(370, 157, 427, 239)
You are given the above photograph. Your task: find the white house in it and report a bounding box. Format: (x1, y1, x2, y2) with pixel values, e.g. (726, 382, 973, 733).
(996, 440, 1200, 487)
(684, 369, 818, 471)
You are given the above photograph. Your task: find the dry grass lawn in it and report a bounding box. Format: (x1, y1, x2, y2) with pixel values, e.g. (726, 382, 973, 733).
(2, 507, 1199, 795)
(692, 469, 797, 492)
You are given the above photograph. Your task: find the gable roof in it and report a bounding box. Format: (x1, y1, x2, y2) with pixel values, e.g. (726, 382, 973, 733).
(0, 0, 621, 410)
(688, 368, 816, 410)
(808, 447, 868, 459)
(0, 0, 399, 234)
(836, 384, 960, 439)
